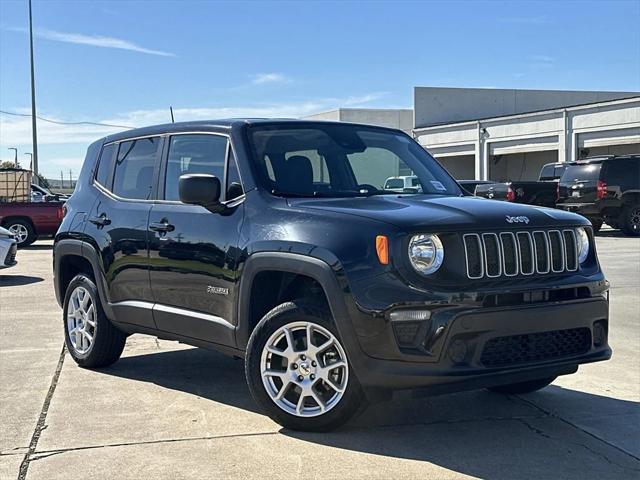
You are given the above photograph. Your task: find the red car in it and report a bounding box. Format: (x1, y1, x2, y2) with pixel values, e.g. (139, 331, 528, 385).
(0, 201, 65, 247)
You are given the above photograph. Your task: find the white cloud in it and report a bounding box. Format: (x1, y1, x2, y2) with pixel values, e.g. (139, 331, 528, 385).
(343, 92, 388, 106)
(528, 54, 555, 70)
(499, 16, 551, 25)
(12, 27, 175, 57)
(251, 73, 292, 85)
(0, 93, 388, 177)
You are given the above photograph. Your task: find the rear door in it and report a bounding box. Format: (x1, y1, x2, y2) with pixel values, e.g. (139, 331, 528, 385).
(558, 162, 603, 204)
(147, 133, 245, 347)
(84, 136, 162, 329)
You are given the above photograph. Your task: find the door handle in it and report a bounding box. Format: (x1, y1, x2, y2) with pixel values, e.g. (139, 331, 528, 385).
(89, 214, 111, 226)
(149, 220, 175, 233)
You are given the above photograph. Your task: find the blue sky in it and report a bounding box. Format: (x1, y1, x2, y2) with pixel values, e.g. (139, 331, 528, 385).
(1, 0, 639, 178)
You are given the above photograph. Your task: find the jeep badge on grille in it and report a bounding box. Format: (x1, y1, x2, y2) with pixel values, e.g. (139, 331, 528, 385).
(505, 215, 530, 224)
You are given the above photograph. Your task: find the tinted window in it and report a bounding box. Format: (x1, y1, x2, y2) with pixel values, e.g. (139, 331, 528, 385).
(561, 163, 602, 183)
(165, 134, 227, 201)
(248, 125, 460, 197)
(95, 143, 115, 187)
(112, 138, 160, 199)
(226, 148, 244, 200)
(539, 164, 555, 180)
(605, 158, 640, 188)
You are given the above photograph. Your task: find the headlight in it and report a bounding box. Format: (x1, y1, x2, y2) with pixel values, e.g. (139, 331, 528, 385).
(408, 234, 444, 275)
(576, 227, 589, 263)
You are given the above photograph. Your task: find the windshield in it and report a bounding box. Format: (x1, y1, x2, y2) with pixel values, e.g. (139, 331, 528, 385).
(247, 124, 461, 198)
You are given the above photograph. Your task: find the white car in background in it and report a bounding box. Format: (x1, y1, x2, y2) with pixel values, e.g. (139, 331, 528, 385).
(383, 175, 423, 193)
(0, 226, 18, 269)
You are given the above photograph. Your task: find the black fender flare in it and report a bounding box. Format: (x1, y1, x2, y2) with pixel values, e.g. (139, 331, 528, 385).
(236, 251, 366, 375)
(53, 238, 115, 319)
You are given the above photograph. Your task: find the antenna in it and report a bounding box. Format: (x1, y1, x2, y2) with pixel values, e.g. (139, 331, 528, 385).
(170, 106, 175, 123)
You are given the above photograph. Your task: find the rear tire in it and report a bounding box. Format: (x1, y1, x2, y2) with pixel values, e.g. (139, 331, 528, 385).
(620, 204, 640, 236)
(5, 219, 36, 247)
(586, 217, 602, 233)
(488, 376, 556, 394)
(63, 274, 126, 368)
(245, 299, 365, 431)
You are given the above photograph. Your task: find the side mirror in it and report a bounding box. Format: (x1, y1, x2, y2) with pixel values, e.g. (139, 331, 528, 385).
(179, 174, 221, 210)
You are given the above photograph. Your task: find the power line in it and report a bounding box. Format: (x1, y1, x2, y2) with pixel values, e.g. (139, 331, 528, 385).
(0, 109, 133, 129)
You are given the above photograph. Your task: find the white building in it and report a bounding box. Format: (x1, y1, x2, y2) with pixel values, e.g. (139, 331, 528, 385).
(304, 108, 413, 134)
(413, 87, 640, 181)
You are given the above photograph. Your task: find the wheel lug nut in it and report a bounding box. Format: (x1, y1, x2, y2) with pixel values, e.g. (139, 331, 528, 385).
(311, 361, 317, 367)
(300, 354, 306, 361)
(298, 375, 304, 381)
(310, 374, 315, 380)
(291, 363, 298, 369)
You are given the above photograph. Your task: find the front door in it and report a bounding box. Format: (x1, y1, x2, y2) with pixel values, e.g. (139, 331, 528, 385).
(147, 133, 245, 347)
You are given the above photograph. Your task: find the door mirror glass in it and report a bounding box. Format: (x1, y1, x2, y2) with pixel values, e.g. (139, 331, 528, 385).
(179, 174, 221, 209)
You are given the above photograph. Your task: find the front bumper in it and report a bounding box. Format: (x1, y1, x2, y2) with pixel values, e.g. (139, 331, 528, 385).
(348, 296, 610, 393)
(0, 240, 17, 268)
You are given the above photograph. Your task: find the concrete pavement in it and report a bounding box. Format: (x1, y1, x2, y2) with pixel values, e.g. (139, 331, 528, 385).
(1, 232, 638, 479)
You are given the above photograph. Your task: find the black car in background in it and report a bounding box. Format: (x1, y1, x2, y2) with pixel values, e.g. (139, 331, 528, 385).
(474, 162, 568, 208)
(557, 154, 640, 235)
(457, 179, 497, 195)
(53, 119, 610, 431)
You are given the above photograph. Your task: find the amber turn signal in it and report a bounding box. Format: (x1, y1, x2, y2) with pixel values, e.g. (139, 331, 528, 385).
(376, 235, 389, 265)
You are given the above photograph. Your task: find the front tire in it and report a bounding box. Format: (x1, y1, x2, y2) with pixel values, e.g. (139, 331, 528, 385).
(245, 300, 365, 431)
(488, 376, 556, 394)
(63, 274, 126, 368)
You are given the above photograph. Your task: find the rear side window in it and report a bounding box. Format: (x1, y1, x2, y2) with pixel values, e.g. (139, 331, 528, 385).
(164, 134, 227, 201)
(95, 143, 115, 187)
(112, 137, 160, 199)
(605, 158, 640, 188)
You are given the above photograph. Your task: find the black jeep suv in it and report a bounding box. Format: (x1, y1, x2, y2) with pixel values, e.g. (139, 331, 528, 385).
(556, 154, 640, 235)
(54, 120, 611, 431)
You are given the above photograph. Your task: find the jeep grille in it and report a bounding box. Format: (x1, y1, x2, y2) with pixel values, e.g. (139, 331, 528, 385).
(463, 230, 578, 279)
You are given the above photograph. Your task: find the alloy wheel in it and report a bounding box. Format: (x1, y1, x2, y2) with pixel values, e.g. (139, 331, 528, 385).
(66, 286, 97, 354)
(8, 224, 28, 244)
(260, 321, 349, 417)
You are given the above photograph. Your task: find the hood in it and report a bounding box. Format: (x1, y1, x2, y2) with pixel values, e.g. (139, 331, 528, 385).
(0, 226, 14, 237)
(289, 194, 586, 231)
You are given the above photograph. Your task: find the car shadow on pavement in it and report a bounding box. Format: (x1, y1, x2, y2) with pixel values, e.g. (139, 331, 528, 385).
(100, 346, 261, 414)
(22, 243, 54, 250)
(596, 230, 637, 239)
(99, 346, 639, 478)
(0, 274, 44, 286)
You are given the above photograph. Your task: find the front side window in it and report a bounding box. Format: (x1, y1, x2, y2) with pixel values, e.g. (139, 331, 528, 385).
(164, 134, 227, 201)
(112, 137, 160, 199)
(248, 124, 461, 197)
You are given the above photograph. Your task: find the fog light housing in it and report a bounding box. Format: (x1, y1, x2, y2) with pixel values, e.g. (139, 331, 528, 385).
(593, 321, 607, 347)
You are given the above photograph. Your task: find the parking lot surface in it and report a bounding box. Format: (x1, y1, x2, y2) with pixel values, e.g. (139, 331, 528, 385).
(1, 230, 639, 480)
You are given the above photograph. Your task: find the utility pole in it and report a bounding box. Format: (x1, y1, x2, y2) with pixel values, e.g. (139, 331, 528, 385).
(60, 170, 64, 189)
(24, 153, 33, 170)
(69, 169, 72, 189)
(28, 0, 39, 176)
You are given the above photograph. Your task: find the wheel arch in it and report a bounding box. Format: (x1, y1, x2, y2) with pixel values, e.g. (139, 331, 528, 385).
(1, 216, 36, 233)
(54, 239, 114, 319)
(236, 251, 356, 354)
